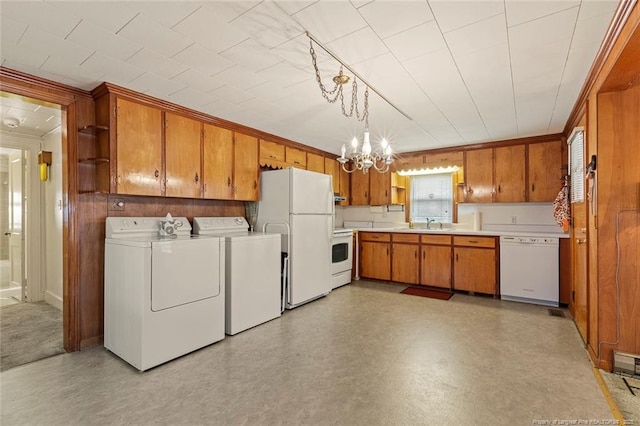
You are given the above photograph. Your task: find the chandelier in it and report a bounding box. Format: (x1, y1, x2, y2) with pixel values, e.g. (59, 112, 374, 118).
(307, 32, 395, 174)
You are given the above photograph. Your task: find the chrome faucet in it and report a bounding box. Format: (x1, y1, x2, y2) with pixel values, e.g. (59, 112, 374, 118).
(426, 218, 435, 230)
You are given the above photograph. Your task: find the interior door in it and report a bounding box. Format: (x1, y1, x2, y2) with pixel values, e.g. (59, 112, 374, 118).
(8, 150, 24, 298)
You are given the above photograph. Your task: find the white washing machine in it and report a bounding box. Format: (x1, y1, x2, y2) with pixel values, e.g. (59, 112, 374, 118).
(104, 216, 225, 371)
(193, 217, 281, 335)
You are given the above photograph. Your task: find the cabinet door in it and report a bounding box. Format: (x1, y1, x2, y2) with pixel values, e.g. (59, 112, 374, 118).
(494, 145, 525, 203)
(285, 146, 307, 168)
(115, 98, 163, 196)
(464, 148, 494, 202)
(203, 124, 233, 200)
(529, 141, 562, 202)
(360, 241, 390, 280)
(453, 247, 496, 294)
(307, 153, 325, 173)
(369, 172, 391, 205)
(351, 171, 370, 205)
(165, 113, 202, 198)
(391, 243, 419, 284)
(339, 166, 350, 206)
(420, 245, 452, 289)
(234, 132, 259, 201)
(260, 139, 285, 163)
(324, 158, 340, 194)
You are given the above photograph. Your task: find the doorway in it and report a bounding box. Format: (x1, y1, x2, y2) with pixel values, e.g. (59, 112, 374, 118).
(0, 93, 65, 370)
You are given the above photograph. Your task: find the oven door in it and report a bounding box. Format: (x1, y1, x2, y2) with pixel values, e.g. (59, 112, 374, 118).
(331, 232, 352, 275)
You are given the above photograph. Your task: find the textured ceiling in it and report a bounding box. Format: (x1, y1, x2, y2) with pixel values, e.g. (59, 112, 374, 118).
(0, 0, 618, 155)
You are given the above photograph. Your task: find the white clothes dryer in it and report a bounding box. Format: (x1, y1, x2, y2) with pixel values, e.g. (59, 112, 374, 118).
(104, 216, 224, 371)
(193, 217, 281, 335)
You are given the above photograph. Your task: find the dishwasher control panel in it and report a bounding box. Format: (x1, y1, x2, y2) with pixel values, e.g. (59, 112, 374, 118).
(500, 236, 559, 245)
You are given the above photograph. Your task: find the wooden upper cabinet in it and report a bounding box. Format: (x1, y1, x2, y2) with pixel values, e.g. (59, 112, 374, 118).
(259, 139, 285, 167)
(164, 112, 202, 198)
(115, 98, 163, 196)
(369, 172, 391, 206)
(425, 151, 463, 168)
(203, 124, 234, 200)
(528, 140, 562, 202)
(350, 171, 370, 205)
(285, 146, 307, 168)
(339, 166, 350, 206)
(494, 145, 525, 203)
(233, 132, 259, 201)
(464, 148, 494, 202)
(306, 153, 325, 174)
(325, 158, 340, 194)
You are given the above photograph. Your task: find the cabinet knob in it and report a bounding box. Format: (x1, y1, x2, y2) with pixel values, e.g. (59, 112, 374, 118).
(195, 172, 199, 183)
(498, 185, 501, 193)
(154, 169, 159, 178)
(455, 253, 458, 262)
(531, 183, 535, 192)
(577, 238, 587, 245)
(253, 180, 257, 189)
(227, 177, 231, 187)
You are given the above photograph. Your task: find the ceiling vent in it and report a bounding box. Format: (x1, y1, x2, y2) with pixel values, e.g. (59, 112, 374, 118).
(3, 117, 21, 128)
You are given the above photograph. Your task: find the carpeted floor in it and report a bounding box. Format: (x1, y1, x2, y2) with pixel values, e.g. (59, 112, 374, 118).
(600, 369, 640, 424)
(0, 301, 64, 372)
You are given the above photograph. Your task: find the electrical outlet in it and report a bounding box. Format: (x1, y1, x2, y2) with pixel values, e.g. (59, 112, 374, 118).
(110, 198, 125, 211)
(511, 216, 517, 224)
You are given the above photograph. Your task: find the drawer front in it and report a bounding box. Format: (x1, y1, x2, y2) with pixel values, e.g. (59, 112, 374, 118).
(392, 233, 419, 243)
(260, 139, 285, 162)
(360, 232, 391, 242)
(453, 236, 496, 248)
(420, 234, 452, 245)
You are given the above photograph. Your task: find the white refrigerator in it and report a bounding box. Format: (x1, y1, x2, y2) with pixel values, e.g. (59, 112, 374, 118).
(256, 167, 334, 309)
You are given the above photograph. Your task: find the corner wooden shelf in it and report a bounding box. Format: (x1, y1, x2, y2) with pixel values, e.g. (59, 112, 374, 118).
(78, 125, 109, 135)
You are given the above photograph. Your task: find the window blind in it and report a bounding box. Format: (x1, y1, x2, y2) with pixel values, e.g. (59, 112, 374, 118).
(568, 128, 585, 203)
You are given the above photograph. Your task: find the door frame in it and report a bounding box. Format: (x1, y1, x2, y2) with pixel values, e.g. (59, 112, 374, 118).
(1, 68, 90, 351)
(2, 136, 43, 302)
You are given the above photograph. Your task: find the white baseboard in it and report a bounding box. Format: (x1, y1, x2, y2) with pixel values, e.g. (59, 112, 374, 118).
(44, 291, 62, 311)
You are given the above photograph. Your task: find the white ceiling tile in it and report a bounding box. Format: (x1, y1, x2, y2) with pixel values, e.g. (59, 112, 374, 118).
(385, 21, 446, 62)
(508, 7, 578, 50)
(445, 14, 507, 58)
(359, 0, 433, 39)
(456, 43, 511, 89)
(245, 81, 299, 102)
(117, 14, 193, 58)
(577, 0, 618, 22)
(208, 85, 255, 104)
(1, 1, 81, 38)
(18, 27, 94, 65)
(167, 87, 217, 110)
(66, 20, 142, 62)
(40, 56, 105, 85)
(0, 17, 27, 45)
(258, 61, 312, 88)
(126, 49, 189, 80)
(326, 27, 388, 66)
(81, 54, 144, 85)
(294, 1, 367, 43)
(221, 39, 283, 72)
(214, 65, 268, 91)
(53, 1, 139, 34)
(172, 6, 249, 53)
(201, 99, 247, 119)
(1, 60, 68, 85)
(350, 0, 374, 8)
(270, 33, 316, 71)
(506, 0, 580, 28)
(128, 1, 203, 28)
(171, 44, 235, 76)
(212, 2, 261, 23)
(274, 1, 318, 16)
(0, 42, 49, 69)
(429, 0, 504, 33)
(511, 40, 569, 85)
(232, 1, 304, 49)
(457, 124, 490, 143)
(129, 72, 187, 98)
(170, 69, 225, 94)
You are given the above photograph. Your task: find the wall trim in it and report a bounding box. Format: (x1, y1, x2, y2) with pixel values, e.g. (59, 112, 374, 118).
(44, 290, 63, 311)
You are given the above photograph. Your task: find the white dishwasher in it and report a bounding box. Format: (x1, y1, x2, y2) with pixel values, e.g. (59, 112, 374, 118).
(500, 236, 559, 307)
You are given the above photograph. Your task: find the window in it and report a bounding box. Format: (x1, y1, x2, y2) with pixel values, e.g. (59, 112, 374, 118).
(568, 127, 585, 203)
(410, 173, 453, 223)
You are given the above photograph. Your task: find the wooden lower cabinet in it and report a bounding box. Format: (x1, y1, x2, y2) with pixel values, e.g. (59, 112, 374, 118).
(453, 245, 497, 295)
(360, 232, 391, 280)
(391, 242, 419, 284)
(421, 245, 452, 289)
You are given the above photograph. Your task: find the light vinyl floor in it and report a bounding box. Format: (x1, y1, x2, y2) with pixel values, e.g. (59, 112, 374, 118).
(0, 281, 612, 425)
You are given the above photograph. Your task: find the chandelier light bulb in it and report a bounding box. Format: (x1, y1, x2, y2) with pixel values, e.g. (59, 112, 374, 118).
(385, 145, 392, 156)
(341, 144, 346, 158)
(351, 137, 358, 149)
(380, 138, 388, 149)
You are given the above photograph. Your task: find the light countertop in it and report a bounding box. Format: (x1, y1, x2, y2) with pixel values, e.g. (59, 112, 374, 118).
(355, 227, 569, 239)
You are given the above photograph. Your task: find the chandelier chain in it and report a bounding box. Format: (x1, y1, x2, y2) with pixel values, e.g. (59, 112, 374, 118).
(310, 39, 369, 125)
